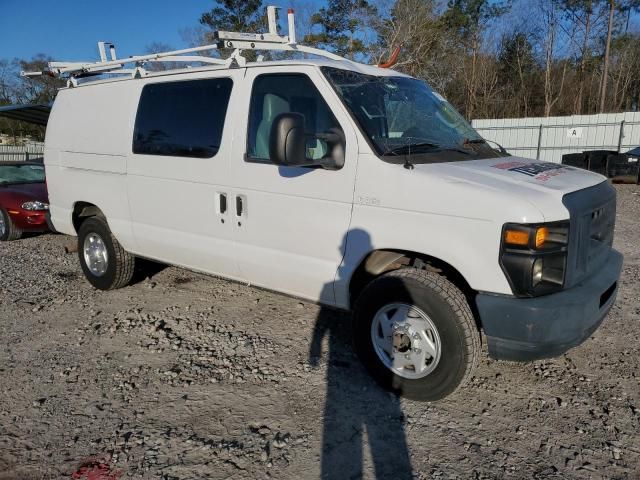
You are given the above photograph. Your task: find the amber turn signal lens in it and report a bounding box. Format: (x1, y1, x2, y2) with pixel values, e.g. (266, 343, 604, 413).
(535, 227, 549, 248)
(504, 229, 529, 246)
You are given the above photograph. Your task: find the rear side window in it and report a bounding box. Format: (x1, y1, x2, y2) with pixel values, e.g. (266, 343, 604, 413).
(133, 78, 233, 158)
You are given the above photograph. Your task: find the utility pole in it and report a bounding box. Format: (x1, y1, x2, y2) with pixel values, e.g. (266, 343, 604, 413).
(599, 0, 616, 113)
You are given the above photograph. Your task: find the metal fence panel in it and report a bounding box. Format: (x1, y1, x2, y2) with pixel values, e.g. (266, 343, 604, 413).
(0, 143, 45, 162)
(472, 112, 640, 163)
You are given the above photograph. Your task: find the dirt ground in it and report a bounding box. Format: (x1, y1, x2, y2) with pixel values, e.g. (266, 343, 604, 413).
(1, 184, 639, 480)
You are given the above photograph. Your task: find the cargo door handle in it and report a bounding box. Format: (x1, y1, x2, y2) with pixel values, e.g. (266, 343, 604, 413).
(216, 192, 229, 224)
(236, 195, 244, 217)
(218, 193, 227, 214)
(235, 195, 246, 226)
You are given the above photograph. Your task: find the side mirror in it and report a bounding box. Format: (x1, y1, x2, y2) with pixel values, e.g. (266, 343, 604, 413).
(269, 112, 308, 167)
(269, 113, 343, 169)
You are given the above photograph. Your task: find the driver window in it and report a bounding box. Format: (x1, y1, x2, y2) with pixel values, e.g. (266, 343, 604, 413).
(247, 73, 343, 163)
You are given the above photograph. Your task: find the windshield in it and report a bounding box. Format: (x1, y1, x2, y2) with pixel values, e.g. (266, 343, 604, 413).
(0, 164, 45, 185)
(322, 67, 496, 161)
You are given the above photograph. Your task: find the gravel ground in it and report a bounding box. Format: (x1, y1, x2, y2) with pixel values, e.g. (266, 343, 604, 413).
(1, 184, 639, 480)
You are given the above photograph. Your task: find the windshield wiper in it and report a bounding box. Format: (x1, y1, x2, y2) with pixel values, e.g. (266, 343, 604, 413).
(464, 137, 509, 154)
(382, 142, 438, 156)
(463, 138, 487, 145)
(383, 142, 472, 157)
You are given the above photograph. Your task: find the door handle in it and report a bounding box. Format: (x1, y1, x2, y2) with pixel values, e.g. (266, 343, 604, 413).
(216, 192, 228, 224)
(218, 193, 227, 214)
(235, 195, 243, 216)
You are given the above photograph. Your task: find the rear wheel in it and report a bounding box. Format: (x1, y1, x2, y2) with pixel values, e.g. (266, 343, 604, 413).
(77, 216, 135, 290)
(0, 208, 23, 241)
(353, 268, 480, 401)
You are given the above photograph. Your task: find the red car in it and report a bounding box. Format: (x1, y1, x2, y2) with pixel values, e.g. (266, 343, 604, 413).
(0, 162, 50, 241)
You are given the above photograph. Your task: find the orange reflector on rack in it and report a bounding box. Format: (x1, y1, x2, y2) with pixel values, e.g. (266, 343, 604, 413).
(535, 227, 549, 248)
(504, 229, 529, 246)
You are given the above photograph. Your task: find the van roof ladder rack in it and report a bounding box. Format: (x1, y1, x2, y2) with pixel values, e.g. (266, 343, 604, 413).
(21, 6, 351, 87)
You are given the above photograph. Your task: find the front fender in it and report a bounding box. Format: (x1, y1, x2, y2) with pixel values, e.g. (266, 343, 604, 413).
(334, 204, 512, 308)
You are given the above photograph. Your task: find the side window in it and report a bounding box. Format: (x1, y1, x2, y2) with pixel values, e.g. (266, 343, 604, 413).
(133, 78, 233, 158)
(247, 74, 342, 163)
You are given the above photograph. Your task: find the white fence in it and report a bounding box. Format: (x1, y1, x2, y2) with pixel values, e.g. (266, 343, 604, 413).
(0, 143, 45, 162)
(472, 112, 640, 163)
(3, 113, 640, 164)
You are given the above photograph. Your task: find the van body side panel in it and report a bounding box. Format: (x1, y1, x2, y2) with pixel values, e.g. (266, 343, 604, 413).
(48, 164, 133, 246)
(43, 147, 75, 235)
(44, 85, 138, 248)
(45, 83, 137, 158)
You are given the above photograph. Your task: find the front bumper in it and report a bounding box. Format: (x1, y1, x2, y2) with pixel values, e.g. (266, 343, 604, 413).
(476, 249, 623, 361)
(8, 209, 49, 231)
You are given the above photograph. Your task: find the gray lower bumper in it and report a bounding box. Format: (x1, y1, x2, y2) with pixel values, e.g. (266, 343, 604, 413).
(476, 249, 623, 361)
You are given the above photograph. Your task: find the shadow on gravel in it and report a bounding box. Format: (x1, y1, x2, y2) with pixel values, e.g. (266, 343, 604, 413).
(130, 258, 168, 285)
(310, 229, 413, 479)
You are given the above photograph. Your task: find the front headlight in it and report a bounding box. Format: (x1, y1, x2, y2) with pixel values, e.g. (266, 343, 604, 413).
(500, 221, 569, 297)
(21, 201, 49, 211)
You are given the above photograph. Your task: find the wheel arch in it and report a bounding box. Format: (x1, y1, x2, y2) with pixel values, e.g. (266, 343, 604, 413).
(72, 201, 106, 233)
(348, 249, 480, 328)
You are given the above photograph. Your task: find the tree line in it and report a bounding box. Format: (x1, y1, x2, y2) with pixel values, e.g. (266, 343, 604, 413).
(1, 0, 639, 142)
(199, 0, 640, 119)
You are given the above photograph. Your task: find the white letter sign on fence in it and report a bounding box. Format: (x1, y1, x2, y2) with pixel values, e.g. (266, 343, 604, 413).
(567, 127, 583, 139)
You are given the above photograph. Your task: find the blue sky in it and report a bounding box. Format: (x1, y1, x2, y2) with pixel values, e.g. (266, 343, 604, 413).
(1, 1, 637, 62)
(0, 0, 307, 61)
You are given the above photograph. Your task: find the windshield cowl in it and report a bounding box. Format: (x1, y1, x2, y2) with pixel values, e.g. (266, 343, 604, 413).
(380, 139, 505, 164)
(382, 149, 503, 166)
(382, 141, 474, 157)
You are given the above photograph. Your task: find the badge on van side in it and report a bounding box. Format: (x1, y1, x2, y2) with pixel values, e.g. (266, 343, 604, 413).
(357, 196, 381, 206)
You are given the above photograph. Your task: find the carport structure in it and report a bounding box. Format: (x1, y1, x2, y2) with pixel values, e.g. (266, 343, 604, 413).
(0, 104, 51, 126)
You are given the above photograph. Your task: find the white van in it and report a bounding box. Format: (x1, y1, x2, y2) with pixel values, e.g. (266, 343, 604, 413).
(35, 12, 622, 400)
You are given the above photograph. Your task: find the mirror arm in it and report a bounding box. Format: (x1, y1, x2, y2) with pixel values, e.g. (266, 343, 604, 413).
(315, 157, 341, 170)
(314, 132, 342, 143)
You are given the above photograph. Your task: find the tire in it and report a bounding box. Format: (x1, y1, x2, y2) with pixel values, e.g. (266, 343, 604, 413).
(77, 216, 135, 290)
(0, 208, 23, 241)
(353, 268, 480, 401)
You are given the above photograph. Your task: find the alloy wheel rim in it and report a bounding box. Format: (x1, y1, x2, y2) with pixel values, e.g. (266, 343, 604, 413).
(83, 233, 108, 277)
(370, 303, 442, 379)
(0, 212, 5, 237)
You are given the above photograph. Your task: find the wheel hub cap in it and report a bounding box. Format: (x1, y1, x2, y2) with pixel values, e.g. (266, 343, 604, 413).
(371, 303, 442, 379)
(83, 233, 108, 277)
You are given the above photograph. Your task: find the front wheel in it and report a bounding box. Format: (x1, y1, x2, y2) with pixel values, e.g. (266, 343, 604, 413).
(353, 268, 480, 401)
(77, 216, 135, 290)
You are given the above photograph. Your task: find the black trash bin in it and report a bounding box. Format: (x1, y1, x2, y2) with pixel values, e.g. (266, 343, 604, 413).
(562, 149, 623, 178)
(584, 150, 616, 176)
(561, 152, 588, 169)
(606, 152, 640, 184)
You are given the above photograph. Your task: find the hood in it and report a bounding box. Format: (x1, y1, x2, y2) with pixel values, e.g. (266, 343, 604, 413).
(415, 157, 607, 222)
(0, 182, 48, 203)
(446, 157, 604, 193)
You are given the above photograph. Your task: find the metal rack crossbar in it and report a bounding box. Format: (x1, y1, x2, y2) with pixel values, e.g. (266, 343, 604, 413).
(21, 6, 353, 85)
